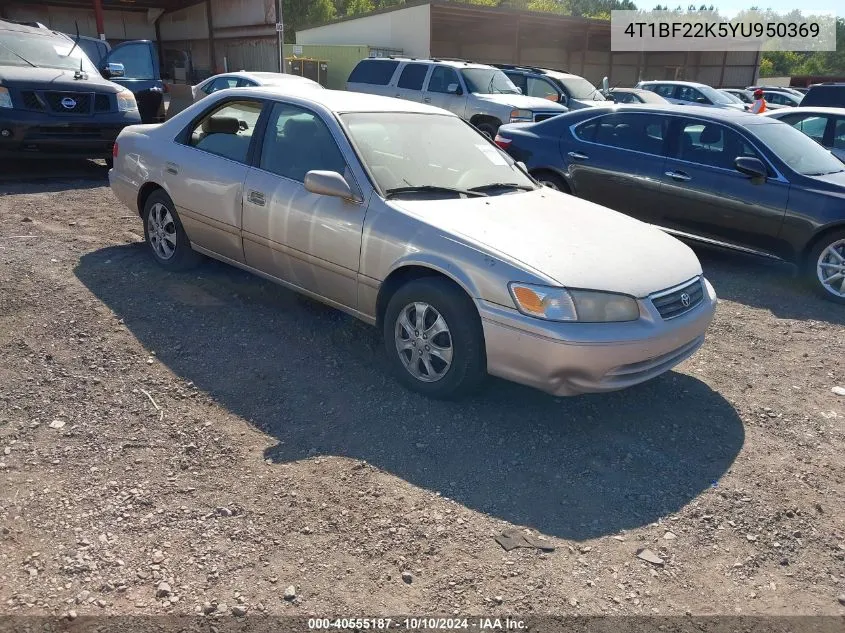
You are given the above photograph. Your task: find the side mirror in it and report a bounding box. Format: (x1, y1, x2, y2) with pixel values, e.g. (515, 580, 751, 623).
(304, 170, 356, 200)
(695, 96, 709, 104)
(602, 76, 609, 93)
(735, 157, 768, 182)
(447, 83, 462, 96)
(103, 62, 125, 79)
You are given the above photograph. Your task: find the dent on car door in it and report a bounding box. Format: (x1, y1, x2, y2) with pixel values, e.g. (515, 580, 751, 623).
(165, 98, 266, 263)
(241, 101, 367, 309)
(657, 118, 789, 254)
(563, 112, 668, 223)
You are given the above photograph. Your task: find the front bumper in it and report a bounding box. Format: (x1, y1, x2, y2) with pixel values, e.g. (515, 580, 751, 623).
(0, 109, 141, 159)
(480, 277, 717, 396)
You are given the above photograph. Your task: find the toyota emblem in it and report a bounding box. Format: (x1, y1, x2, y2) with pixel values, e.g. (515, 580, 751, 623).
(60, 97, 77, 109)
(680, 292, 691, 307)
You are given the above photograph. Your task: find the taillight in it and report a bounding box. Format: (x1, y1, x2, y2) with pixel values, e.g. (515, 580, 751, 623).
(494, 134, 511, 150)
(112, 142, 118, 158)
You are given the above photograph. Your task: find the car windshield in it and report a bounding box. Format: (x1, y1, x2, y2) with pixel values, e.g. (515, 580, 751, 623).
(720, 91, 744, 104)
(341, 112, 536, 196)
(752, 121, 845, 176)
(558, 76, 604, 100)
(635, 90, 666, 103)
(0, 32, 98, 73)
(460, 68, 521, 95)
(699, 85, 735, 105)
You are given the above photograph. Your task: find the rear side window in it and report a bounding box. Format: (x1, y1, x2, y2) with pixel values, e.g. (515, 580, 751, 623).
(187, 100, 263, 164)
(576, 113, 668, 155)
(348, 59, 399, 86)
(397, 64, 428, 90)
(651, 84, 676, 99)
(678, 86, 707, 104)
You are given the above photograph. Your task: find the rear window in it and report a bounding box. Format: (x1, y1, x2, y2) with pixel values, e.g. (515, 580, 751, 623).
(801, 86, 845, 107)
(348, 59, 399, 86)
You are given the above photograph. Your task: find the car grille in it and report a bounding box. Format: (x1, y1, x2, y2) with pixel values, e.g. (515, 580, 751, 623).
(43, 92, 92, 114)
(20, 90, 45, 111)
(650, 277, 704, 320)
(533, 112, 561, 122)
(25, 126, 115, 140)
(94, 93, 111, 112)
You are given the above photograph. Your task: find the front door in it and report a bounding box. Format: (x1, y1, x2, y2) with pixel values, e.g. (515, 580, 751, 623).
(103, 41, 163, 122)
(423, 65, 467, 117)
(241, 101, 367, 309)
(163, 98, 266, 263)
(563, 111, 669, 224)
(657, 118, 789, 254)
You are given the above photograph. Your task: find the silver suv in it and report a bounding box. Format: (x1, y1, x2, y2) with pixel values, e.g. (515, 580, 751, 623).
(346, 57, 568, 137)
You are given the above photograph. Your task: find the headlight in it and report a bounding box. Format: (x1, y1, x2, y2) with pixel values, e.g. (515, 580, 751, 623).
(509, 109, 533, 123)
(117, 90, 138, 112)
(509, 283, 640, 323)
(0, 87, 12, 109)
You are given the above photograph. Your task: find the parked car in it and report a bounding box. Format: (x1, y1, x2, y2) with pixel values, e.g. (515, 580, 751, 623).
(492, 64, 606, 110)
(747, 85, 805, 98)
(192, 71, 322, 103)
(764, 107, 845, 162)
(607, 88, 669, 104)
(759, 89, 801, 107)
(346, 57, 567, 137)
(800, 83, 845, 108)
(495, 104, 845, 302)
(636, 80, 746, 111)
(721, 88, 753, 104)
(0, 20, 140, 163)
(110, 87, 716, 397)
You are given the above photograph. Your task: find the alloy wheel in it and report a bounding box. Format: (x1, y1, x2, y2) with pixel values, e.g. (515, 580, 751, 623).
(147, 202, 178, 260)
(817, 238, 845, 298)
(394, 301, 454, 383)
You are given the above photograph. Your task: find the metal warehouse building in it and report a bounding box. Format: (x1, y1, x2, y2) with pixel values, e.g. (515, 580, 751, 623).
(296, 0, 761, 88)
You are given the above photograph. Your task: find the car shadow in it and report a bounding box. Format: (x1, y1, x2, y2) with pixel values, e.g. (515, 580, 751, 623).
(75, 244, 745, 541)
(0, 158, 108, 189)
(692, 246, 845, 326)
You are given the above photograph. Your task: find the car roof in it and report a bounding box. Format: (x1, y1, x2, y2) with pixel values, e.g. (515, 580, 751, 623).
(365, 57, 492, 70)
(639, 80, 708, 87)
(573, 103, 778, 125)
(610, 88, 647, 93)
(206, 86, 452, 115)
(764, 106, 845, 116)
(218, 71, 316, 83)
(0, 18, 64, 38)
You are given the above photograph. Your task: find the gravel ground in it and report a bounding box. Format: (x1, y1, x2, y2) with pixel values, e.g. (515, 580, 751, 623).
(1, 165, 844, 619)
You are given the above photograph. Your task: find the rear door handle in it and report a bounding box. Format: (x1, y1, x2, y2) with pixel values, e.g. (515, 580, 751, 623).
(665, 170, 692, 182)
(248, 190, 265, 206)
(165, 161, 179, 175)
(423, 97, 431, 103)
(567, 152, 588, 161)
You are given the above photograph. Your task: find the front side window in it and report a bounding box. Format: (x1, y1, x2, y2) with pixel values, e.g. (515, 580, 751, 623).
(397, 63, 428, 90)
(678, 86, 708, 104)
(460, 68, 520, 95)
(833, 118, 845, 150)
(651, 84, 676, 99)
(341, 112, 535, 195)
(106, 43, 154, 79)
(612, 91, 634, 104)
(259, 102, 347, 182)
(677, 121, 759, 170)
(187, 100, 263, 163)
(578, 113, 668, 155)
(0, 32, 98, 73)
(205, 76, 239, 94)
(504, 72, 527, 94)
(527, 77, 559, 101)
(427, 66, 460, 94)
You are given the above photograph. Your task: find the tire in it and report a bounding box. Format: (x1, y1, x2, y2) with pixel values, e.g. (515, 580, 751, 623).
(142, 190, 203, 271)
(383, 277, 486, 399)
(475, 121, 499, 139)
(807, 229, 845, 304)
(533, 170, 569, 192)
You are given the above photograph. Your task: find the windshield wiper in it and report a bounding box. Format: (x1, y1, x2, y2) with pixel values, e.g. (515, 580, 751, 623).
(805, 169, 844, 176)
(0, 42, 37, 68)
(384, 185, 487, 199)
(468, 182, 534, 193)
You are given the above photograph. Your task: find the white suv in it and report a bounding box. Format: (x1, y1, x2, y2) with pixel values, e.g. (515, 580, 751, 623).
(347, 57, 568, 137)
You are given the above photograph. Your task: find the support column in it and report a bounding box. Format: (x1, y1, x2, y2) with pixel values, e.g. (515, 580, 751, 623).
(93, 0, 105, 40)
(718, 50, 727, 87)
(513, 16, 520, 65)
(205, 0, 217, 73)
(580, 29, 590, 76)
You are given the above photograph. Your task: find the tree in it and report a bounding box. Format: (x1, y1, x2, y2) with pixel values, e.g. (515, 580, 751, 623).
(282, 0, 336, 41)
(526, 0, 567, 13)
(346, 0, 375, 14)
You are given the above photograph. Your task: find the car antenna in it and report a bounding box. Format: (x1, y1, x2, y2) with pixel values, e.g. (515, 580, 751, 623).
(68, 21, 85, 79)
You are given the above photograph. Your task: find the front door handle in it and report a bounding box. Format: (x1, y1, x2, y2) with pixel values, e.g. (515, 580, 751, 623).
(567, 151, 588, 161)
(165, 161, 179, 175)
(665, 170, 692, 182)
(423, 97, 431, 103)
(248, 190, 265, 206)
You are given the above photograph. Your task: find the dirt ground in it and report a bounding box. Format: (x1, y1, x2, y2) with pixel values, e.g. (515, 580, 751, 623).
(0, 162, 844, 620)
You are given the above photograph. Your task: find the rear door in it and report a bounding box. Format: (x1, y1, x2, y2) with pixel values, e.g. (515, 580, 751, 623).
(656, 117, 789, 254)
(164, 97, 267, 263)
(102, 40, 163, 122)
(394, 63, 430, 102)
(562, 111, 669, 223)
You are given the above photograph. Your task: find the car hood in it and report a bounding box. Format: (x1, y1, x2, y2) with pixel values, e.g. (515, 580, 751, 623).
(807, 169, 845, 188)
(389, 189, 703, 297)
(0, 66, 121, 92)
(473, 93, 568, 111)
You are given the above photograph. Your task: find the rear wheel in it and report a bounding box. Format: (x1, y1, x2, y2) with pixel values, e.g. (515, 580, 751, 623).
(383, 278, 486, 399)
(807, 230, 845, 303)
(142, 190, 202, 271)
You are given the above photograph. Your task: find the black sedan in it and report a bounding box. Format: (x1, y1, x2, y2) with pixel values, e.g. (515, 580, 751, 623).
(495, 105, 845, 303)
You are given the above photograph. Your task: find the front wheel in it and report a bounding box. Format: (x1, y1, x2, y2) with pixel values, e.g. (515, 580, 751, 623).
(383, 278, 486, 399)
(475, 121, 499, 139)
(808, 230, 845, 303)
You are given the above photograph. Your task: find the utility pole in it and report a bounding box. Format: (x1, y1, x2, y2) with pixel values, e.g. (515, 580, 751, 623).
(276, 0, 285, 73)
